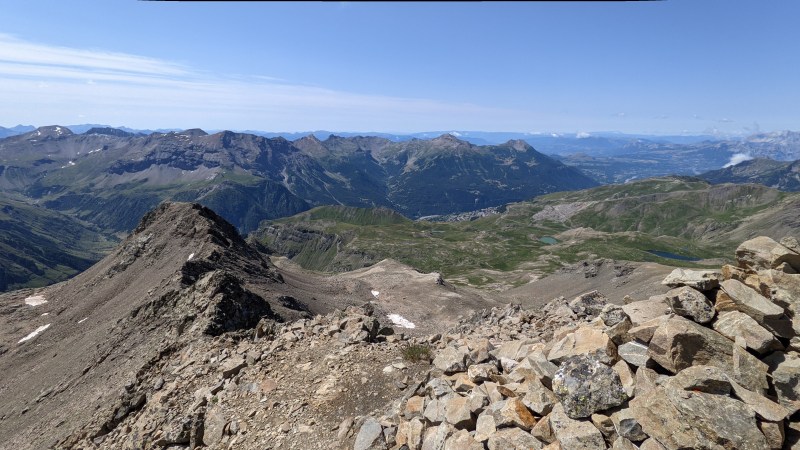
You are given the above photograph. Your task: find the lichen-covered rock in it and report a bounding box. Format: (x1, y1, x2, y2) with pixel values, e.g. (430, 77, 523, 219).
(548, 326, 617, 365)
(649, 316, 769, 393)
(552, 355, 628, 419)
(467, 363, 499, 383)
(662, 268, 723, 291)
(759, 420, 785, 450)
(612, 360, 635, 398)
(632, 383, 768, 450)
(433, 346, 468, 374)
(626, 315, 669, 344)
(712, 311, 782, 354)
(474, 413, 496, 442)
(444, 429, 484, 450)
(719, 279, 790, 337)
(568, 290, 608, 319)
(736, 236, 800, 272)
(610, 408, 647, 442)
(490, 397, 537, 431)
(444, 396, 475, 430)
(600, 304, 632, 345)
(617, 341, 650, 367)
(421, 423, 454, 450)
(486, 427, 545, 450)
(354, 417, 387, 450)
(522, 377, 558, 416)
(549, 404, 606, 449)
(622, 295, 670, 326)
(765, 352, 800, 413)
(664, 286, 715, 324)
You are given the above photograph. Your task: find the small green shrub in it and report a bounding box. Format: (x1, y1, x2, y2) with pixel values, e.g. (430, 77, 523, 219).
(402, 344, 432, 362)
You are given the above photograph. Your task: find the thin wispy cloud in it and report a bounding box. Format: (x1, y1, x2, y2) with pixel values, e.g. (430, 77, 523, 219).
(0, 34, 188, 78)
(0, 34, 522, 131)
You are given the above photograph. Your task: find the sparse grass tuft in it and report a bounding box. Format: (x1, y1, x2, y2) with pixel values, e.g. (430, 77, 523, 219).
(402, 344, 432, 363)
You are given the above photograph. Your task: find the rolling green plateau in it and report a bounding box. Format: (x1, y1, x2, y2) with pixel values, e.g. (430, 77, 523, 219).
(253, 177, 800, 289)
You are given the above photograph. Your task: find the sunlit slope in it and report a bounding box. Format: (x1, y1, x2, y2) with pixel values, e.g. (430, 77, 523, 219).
(253, 177, 799, 288)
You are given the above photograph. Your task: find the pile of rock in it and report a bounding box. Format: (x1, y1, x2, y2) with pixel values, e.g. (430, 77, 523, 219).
(355, 236, 800, 449)
(63, 304, 407, 449)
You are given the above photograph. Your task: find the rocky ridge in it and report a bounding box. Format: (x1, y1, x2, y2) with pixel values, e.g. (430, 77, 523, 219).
(350, 235, 800, 449)
(0, 201, 488, 449)
(0, 202, 338, 449)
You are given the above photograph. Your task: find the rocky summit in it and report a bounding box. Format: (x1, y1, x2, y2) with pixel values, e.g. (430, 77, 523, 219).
(1, 200, 799, 449)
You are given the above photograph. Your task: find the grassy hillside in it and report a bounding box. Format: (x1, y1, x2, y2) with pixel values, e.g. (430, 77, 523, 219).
(0, 197, 116, 291)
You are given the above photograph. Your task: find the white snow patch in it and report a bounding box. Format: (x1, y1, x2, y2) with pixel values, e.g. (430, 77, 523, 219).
(187, 253, 195, 261)
(387, 314, 415, 329)
(24, 295, 47, 306)
(41, 312, 49, 316)
(723, 152, 754, 168)
(78, 317, 88, 324)
(371, 290, 380, 298)
(88, 148, 102, 154)
(18, 323, 51, 343)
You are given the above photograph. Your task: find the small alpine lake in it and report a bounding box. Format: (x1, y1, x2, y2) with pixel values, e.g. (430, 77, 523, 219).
(646, 249, 701, 262)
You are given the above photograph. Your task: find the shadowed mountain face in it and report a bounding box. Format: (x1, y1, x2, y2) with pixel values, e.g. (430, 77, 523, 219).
(0, 198, 115, 291)
(0, 127, 598, 235)
(701, 158, 800, 191)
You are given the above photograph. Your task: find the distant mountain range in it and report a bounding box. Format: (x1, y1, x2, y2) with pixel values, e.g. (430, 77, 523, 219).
(0, 125, 596, 235)
(701, 158, 800, 191)
(4, 124, 798, 184)
(0, 125, 35, 139)
(552, 131, 800, 183)
(0, 124, 726, 145)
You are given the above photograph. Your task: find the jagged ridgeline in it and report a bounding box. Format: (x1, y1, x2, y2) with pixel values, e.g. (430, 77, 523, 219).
(0, 127, 597, 236)
(254, 177, 800, 288)
(0, 201, 330, 448)
(701, 158, 800, 192)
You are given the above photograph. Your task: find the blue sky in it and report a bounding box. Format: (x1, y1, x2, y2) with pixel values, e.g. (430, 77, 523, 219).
(0, 1, 798, 135)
